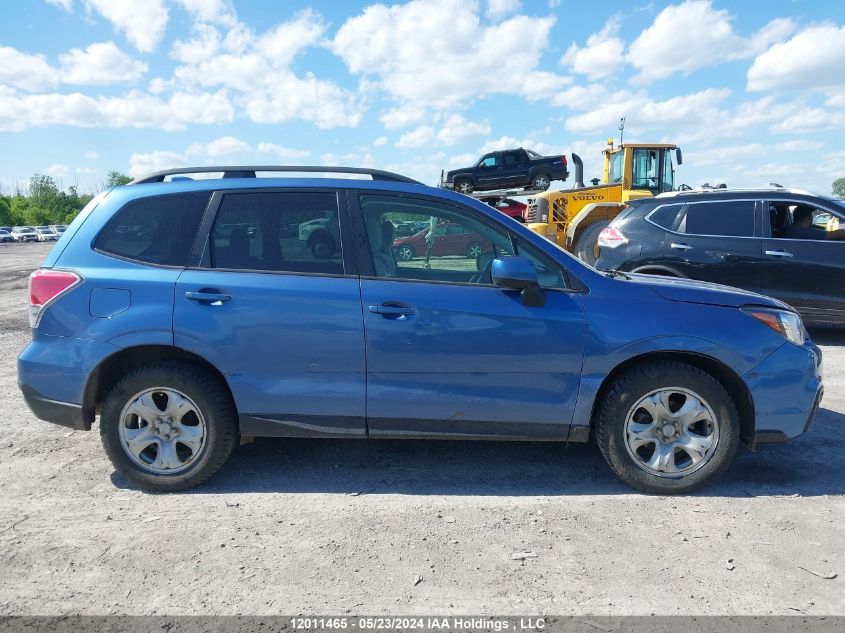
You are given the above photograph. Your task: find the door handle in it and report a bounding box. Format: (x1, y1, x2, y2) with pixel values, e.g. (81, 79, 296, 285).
(185, 291, 232, 304)
(670, 242, 692, 251)
(765, 250, 793, 258)
(368, 304, 415, 319)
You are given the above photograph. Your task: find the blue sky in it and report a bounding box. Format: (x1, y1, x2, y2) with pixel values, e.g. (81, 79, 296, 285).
(1, 0, 844, 194)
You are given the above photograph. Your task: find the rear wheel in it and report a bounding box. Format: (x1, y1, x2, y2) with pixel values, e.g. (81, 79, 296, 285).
(466, 242, 483, 259)
(455, 179, 474, 194)
(595, 362, 739, 494)
(573, 221, 609, 266)
(531, 174, 551, 190)
(100, 362, 237, 491)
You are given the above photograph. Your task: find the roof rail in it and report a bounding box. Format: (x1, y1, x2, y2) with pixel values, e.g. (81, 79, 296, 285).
(129, 165, 422, 185)
(656, 186, 807, 198)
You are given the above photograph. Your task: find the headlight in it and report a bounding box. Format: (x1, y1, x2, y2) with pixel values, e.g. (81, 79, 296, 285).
(742, 307, 806, 345)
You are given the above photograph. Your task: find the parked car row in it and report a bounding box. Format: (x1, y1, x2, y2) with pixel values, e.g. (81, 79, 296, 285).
(595, 188, 845, 327)
(0, 225, 66, 243)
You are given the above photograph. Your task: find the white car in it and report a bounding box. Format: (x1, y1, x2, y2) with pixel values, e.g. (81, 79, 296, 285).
(35, 227, 59, 242)
(11, 226, 38, 242)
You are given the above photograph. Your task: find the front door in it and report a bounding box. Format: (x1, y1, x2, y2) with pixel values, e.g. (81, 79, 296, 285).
(661, 199, 763, 291)
(355, 192, 586, 439)
(761, 199, 845, 324)
(173, 189, 367, 437)
(476, 153, 503, 188)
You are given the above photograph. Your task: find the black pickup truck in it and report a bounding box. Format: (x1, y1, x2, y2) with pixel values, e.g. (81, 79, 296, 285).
(441, 148, 568, 194)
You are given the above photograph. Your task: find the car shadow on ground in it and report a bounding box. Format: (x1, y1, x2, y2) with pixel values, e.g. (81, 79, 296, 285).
(111, 405, 845, 498)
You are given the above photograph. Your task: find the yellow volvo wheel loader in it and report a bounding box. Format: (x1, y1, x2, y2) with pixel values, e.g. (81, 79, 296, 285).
(524, 140, 683, 264)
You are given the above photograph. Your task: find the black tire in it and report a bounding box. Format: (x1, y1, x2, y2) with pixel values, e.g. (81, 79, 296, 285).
(531, 174, 551, 190)
(595, 361, 739, 494)
(100, 361, 238, 491)
(573, 220, 609, 266)
(455, 179, 474, 194)
(465, 242, 483, 259)
(309, 233, 336, 259)
(396, 244, 415, 261)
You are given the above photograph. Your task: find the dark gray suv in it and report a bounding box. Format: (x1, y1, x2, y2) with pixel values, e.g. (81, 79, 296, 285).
(596, 188, 845, 326)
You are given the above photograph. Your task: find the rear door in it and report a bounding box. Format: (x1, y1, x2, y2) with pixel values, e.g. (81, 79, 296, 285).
(173, 188, 367, 437)
(500, 150, 528, 186)
(760, 198, 845, 324)
(661, 198, 763, 291)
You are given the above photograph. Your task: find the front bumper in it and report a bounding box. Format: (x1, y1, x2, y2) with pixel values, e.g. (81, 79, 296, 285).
(743, 339, 823, 442)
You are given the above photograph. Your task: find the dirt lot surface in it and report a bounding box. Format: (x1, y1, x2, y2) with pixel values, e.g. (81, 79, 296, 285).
(0, 242, 842, 616)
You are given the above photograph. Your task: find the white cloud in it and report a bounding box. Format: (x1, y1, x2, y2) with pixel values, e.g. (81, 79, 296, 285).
(84, 0, 169, 53)
(436, 113, 491, 145)
(47, 163, 70, 177)
(257, 142, 310, 161)
(487, 0, 521, 20)
(770, 107, 845, 134)
(748, 24, 845, 91)
(332, 0, 568, 112)
(174, 0, 237, 27)
(128, 150, 188, 178)
(59, 42, 147, 85)
(0, 89, 234, 132)
(562, 14, 624, 79)
(380, 104, 429, 130)
(170, 23, 221, 64)
(186, 136, 249, 159)
(257, 9, 326, 65)
(395, 125, 436, 149)
(45, 0, 72, 11)
(373, 136, 388, 147)
(774, 139, 824, 152)
(75, 167, 97, 174)
(83, 151, 99, 159)
(0, 47, 59, 91)
(627, 1, 795, 82)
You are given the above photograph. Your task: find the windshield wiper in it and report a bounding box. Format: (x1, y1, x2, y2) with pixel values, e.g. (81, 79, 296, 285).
(604, 269, 632, 280)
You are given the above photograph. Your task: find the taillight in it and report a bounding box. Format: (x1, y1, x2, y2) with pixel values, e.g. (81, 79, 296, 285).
(561, 155, 567, 166)
(28, 269, 81, 328)
(597, 226, 628, 248)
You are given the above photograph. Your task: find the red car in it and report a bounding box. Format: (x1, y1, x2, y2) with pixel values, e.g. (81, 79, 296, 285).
(392, 222, 489, 261)
(483, 197, 527, 222)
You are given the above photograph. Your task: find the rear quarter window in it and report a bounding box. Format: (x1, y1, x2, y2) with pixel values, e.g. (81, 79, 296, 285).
(95, 191, 210, 266)
(647, 203, 684, 229)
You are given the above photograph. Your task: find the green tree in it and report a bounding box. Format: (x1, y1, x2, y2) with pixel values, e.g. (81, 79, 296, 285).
(105, 171, 132, 187)
(0, 196, 10, 225)
(833, 178, 845, 198)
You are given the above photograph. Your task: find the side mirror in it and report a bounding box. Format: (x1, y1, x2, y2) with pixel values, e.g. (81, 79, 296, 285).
(492, 256, 546, 307)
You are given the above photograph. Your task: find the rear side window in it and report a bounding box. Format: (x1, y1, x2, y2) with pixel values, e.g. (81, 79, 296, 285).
(647, 203, 684, 229)
(95, 191, 209, 266)
(210, 191, 342, 275)
(679, 200, 756, 237)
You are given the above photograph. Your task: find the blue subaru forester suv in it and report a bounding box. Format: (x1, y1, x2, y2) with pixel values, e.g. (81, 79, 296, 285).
(18, 166, 823, 493)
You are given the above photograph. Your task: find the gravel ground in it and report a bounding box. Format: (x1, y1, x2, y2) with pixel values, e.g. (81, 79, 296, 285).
(0, 242, 842, 616)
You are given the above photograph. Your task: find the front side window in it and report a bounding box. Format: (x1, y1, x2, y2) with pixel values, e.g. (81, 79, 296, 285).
(478, 155, 498, 168)
(209, 191, 343, 275)
(678, 201, 756, 238)
(95, 191, 210, 266)
(660, 150, 675, 193)
(608, 151, 623, 183)
(359, 194, 567, 288)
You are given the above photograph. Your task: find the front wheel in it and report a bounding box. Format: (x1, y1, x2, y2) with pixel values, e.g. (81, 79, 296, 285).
(396, 244, 415, 261)
(595, 361, 739, 494)
(100, 361, 238, 491)
(465, 242, 483, 259)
